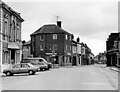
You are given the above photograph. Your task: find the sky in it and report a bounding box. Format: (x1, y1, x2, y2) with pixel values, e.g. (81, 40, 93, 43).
(3, 0, 119, 56)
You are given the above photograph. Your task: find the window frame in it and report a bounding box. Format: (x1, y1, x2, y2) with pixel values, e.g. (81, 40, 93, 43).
(53, 34, 57, 40)
(40, 35, 44, 41)
(40, 44, 44, 51)
(53, 44, 57, 51)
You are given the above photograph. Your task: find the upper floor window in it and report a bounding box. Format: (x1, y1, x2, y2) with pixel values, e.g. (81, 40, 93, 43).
(53, 34, 57, 39)
(12, 21, 16, 42)
(40, 35, 44, 41)
(32, 37, 34, 42)
(66, 35, 67, 40)
(70, 36, 71, 41)
(16, 25, 20, 42)
(70, 46, 71, 51)
(32, 46, 35, 51)
(40, 45, 44, 51)
(53, 45, 57, 50)
(66, 45, 68, 50)
(3, 20, 8, 40)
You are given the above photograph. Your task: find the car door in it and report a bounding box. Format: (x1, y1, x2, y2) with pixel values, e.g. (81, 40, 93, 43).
(12, 64, 21, 74)
(20, 64, 29, 73)
(39, 62, 46, 68)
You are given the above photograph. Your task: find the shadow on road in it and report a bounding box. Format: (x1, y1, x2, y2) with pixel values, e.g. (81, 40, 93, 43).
(2, 73, 38, 77)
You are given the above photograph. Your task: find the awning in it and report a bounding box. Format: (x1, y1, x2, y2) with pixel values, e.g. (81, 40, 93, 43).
(8, 43, 20, 49)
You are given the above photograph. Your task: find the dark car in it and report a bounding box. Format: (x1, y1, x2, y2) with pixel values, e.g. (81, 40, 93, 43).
(3, 63, 39, 76)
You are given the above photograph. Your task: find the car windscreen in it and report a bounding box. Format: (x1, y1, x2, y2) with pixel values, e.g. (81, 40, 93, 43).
(21, 59, 30, 63)
(31, 63, 39, 65)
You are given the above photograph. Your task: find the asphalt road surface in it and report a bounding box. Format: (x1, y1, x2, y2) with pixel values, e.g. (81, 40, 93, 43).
(1, 64, 118, 90)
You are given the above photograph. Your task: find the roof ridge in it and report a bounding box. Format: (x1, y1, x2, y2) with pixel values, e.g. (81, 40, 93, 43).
(31, 24, 72, 35)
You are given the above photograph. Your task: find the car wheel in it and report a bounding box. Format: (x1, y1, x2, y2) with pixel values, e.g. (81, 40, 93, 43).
(45, 68, 49, 70)
(6, 71, 12, 76)
(40, 68, 43, 71)
(29, 70, 34, 75)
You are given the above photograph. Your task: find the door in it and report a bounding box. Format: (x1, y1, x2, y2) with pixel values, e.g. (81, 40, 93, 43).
(12, 64, 21, 74)
(20, 64, 29, 73)
(11, 50, 15, 64)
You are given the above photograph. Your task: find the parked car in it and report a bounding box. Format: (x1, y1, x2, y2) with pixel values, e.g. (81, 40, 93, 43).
(3, 63, 39, 76)
(21, 57, 52, 69)
(31, 62, 49, 71)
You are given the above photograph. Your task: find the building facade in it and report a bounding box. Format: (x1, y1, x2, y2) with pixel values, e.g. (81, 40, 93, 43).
(72, 40, 77, 66)
(106, 33, 119, 67)
(94, 52, 106, 64)
(77, 42, 82, 65)
(30, 21, 73, 66)
(72, 40, 81, 66)
(22, 40, 32, 59)
(81, 42, 92, 65)
(0, 1, 24, 71)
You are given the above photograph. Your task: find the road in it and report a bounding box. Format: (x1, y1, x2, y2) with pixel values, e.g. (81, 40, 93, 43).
(1, 64, 118, 90)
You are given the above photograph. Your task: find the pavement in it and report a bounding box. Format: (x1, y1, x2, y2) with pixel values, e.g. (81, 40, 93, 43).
(94, 64, 120, 73)
(0, 72, 4, 77)
(108, 67, 120, 73)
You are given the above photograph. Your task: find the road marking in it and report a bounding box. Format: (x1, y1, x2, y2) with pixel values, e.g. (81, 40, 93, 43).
(83, 82, 110, 85)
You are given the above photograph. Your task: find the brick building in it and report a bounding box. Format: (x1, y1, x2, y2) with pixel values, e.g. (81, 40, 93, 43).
(72, 39, 81, 66)
(106, 33, 119, 67)
(30, 21, 73, 66)
(0, 1, 24, 71)
(81, 42, 91, 65)
(22, 40, 32, 59)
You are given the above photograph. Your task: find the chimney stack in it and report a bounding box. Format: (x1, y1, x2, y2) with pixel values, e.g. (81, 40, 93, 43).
(56, 16, 62, 28)
(57, 21, 62, 28)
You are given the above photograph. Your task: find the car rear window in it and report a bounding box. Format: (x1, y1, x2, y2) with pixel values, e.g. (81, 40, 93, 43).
(13, 64, 20, 68)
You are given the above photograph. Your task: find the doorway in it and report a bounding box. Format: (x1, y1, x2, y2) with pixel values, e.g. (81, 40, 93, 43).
(11, 50, 15, 64)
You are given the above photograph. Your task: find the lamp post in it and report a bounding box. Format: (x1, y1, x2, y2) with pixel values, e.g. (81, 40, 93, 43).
(51, 50, 56, 68)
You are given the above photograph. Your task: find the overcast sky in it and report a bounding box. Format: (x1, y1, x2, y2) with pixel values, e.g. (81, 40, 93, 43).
(4, 0, 118, 56)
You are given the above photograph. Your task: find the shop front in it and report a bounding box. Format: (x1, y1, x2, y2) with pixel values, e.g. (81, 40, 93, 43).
(1, 42, 22, 71)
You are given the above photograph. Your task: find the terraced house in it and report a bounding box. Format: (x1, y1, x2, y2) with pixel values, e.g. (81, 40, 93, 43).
(30, 21, 73, 66)
(0, 1, 24, 71)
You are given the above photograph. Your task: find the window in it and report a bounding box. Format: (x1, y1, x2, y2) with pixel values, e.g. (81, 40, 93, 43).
(3, 20, 8, 40)
(40, 45, 44, 51)
(16, 25, 20, 42)
(39, 59, 44, 62)
(40, 35, 44, 41)
(70, 46, 71, 51)
(13, 64, 20, 68)
(38, 62, 44, 65)
(66, 45, 68, 50)
(70, 36, 71, 41)
(21, 64, 28, 68)
(33, 46, 34, 51)
(66, 35, 67, 40)
(12, 21, 16, 42)
(53, 34, 57, 39)
(53, 45, 57, 50)
(32, 37, 34, 42)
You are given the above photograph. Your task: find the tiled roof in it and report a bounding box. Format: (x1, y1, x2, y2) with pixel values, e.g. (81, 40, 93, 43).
(31, 24, 72, 35)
